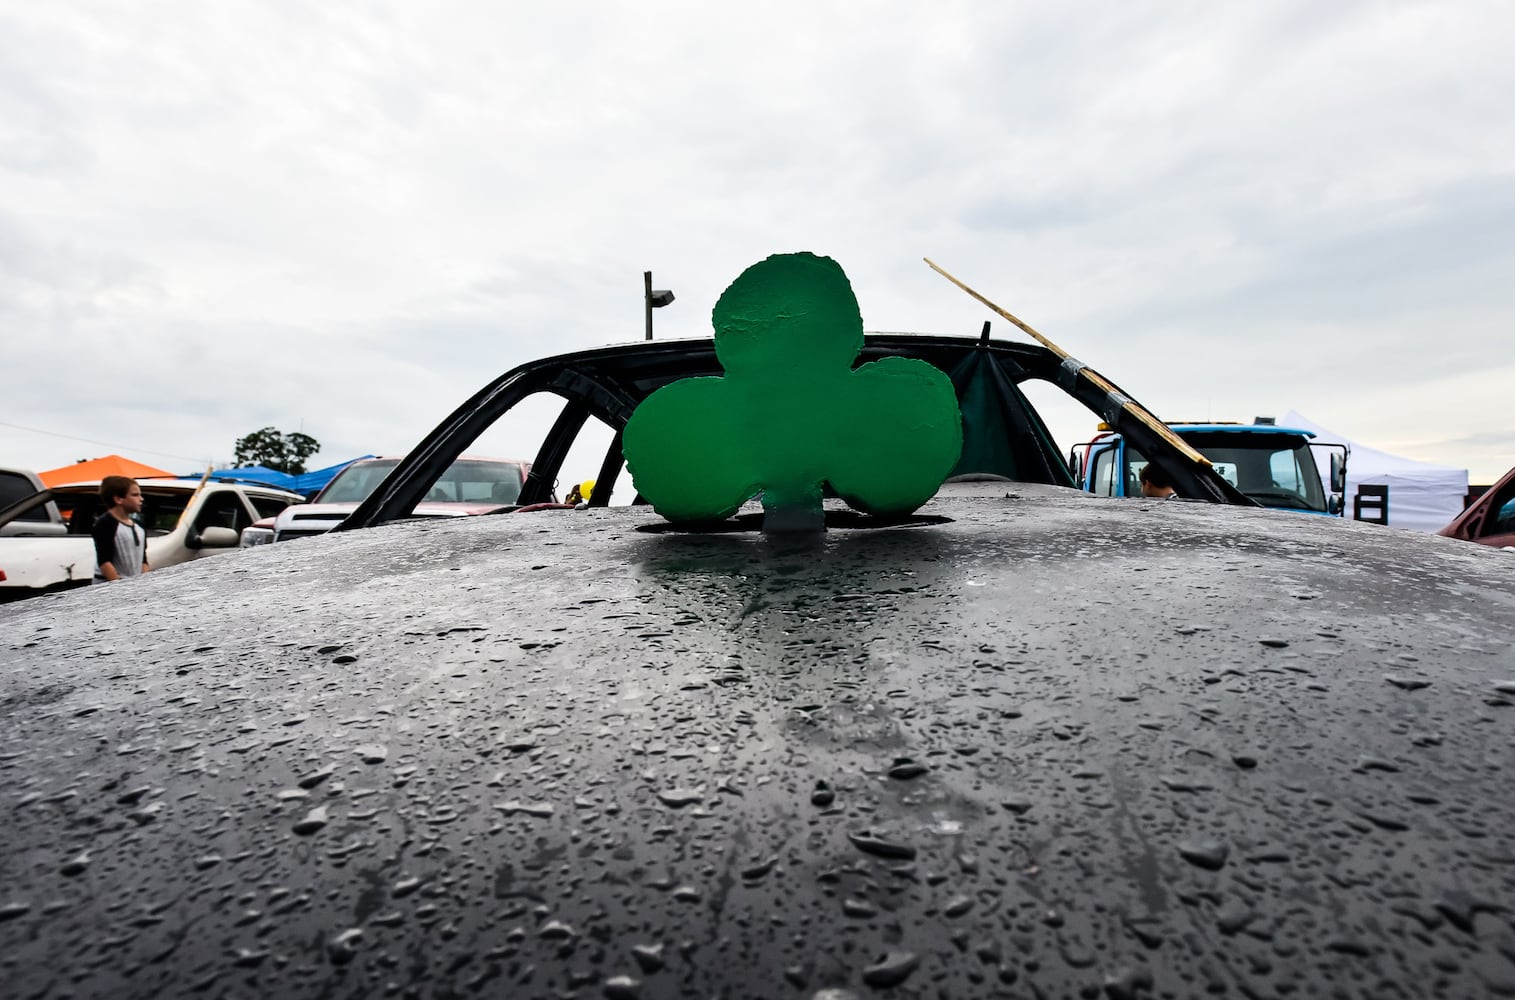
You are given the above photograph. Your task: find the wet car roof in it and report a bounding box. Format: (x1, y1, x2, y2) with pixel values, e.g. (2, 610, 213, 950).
(4, 482, 1514, 997)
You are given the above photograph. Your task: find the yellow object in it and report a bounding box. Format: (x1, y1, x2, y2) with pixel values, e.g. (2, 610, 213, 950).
(579, 480, 595, 502)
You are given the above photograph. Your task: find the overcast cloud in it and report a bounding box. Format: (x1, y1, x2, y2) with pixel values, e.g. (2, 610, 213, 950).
(2, 0, 1511, 485)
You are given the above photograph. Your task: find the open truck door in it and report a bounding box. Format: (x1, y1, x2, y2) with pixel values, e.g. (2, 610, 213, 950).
(1310, 442, 1349, 516)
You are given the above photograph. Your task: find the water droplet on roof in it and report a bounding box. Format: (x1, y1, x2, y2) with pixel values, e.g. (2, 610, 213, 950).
(603, 975, 641, 999)
(354, 745, 388, 764)
(1102, 966, 1155, 1000)
(741, 856, 778, 881)
(298, 766, 334, 789)
(495, 800, 554, 818)
(861, 951, 920, 988)
(848, 830, 917, 860)
(292, 806, 329, 836)
(630, 943, 665, 973)
(1177, 839, 1229, 871)
(888, 760, 929, 780)
(327, 927, 363, 965)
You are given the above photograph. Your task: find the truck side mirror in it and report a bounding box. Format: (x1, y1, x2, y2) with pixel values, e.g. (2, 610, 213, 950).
(198, 526, 241, 548)
(1328, 494, 1343, 515)
(1330, 451, 1347, 493)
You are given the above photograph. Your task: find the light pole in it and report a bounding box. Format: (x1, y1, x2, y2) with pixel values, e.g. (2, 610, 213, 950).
(644, 270, 674, 340)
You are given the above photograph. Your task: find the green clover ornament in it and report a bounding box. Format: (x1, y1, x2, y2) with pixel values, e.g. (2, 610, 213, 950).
(623, 252, 963, 529)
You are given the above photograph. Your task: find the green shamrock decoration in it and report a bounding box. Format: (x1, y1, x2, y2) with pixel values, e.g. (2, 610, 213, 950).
(623, 252, 963, 528)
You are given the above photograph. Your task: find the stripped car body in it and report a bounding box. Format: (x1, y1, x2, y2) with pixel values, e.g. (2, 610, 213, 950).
(339, 334, 1251, 530)
(3, 335, 1512, 999)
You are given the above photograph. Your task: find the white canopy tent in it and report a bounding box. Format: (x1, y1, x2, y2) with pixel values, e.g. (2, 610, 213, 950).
(1280, 411, 1468, 533)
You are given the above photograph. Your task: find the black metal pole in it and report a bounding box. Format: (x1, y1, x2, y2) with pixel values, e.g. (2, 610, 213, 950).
(644, 271, 653, 341)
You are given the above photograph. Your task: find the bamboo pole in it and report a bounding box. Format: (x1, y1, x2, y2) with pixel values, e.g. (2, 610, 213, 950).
(924, 257, 1211, 468)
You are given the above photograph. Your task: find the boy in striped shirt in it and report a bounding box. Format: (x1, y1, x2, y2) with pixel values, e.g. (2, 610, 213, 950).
(93, 475, 150, 582)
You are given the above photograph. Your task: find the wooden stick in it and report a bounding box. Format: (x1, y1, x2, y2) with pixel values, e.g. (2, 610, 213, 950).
(176, 464, 216, 531)
(924, 257, 1212, 468)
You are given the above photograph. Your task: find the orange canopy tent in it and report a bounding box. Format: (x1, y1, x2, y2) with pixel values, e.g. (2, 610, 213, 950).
(38, 455, 174, 488)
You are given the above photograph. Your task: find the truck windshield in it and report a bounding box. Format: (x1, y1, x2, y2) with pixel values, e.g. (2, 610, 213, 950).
(318, 460, 525, 505)
(318, 461, 402, 504)
(1176, 434, 1328, 512)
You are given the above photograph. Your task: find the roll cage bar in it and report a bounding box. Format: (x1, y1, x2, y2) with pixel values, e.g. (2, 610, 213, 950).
(338, 334, 1252, 531)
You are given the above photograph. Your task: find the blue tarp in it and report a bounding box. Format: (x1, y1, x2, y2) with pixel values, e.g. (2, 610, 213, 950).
(186, 465, 298, 489)
(180, 455, 377, 496)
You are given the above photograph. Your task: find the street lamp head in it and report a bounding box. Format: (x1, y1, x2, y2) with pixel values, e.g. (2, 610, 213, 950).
(644, 270, 675, 341)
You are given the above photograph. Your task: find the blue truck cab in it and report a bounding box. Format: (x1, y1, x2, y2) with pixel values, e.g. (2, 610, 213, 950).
(1071, 422, 1349, 515)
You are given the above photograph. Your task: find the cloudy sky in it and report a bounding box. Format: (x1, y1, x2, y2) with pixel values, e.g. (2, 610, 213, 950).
(2, 1, 1512, 488)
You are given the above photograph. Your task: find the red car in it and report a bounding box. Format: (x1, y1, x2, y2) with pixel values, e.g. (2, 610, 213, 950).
(1439, 463, 1515, 549)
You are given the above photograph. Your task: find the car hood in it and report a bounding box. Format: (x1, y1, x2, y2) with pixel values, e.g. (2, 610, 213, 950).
(3, 485, 1515, 997)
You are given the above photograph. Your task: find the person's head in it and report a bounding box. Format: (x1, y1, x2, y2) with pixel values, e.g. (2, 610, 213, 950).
(1138, 462, 1176, 498)
(100, 476, 144, 514)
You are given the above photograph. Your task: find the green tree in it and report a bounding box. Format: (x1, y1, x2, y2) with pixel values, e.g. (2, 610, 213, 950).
(233, 427, 321, 475)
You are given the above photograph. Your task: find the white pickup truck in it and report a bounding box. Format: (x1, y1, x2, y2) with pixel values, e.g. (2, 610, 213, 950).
(0, 477, 304, 600)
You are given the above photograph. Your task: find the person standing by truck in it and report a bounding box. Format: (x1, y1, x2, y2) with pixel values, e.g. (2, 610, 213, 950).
(1139, 463, 1179, 500)
(93, 476, 149, 582)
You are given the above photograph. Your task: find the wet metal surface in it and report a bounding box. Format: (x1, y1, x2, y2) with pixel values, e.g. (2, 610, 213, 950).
(3, 484, 1515, 998)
